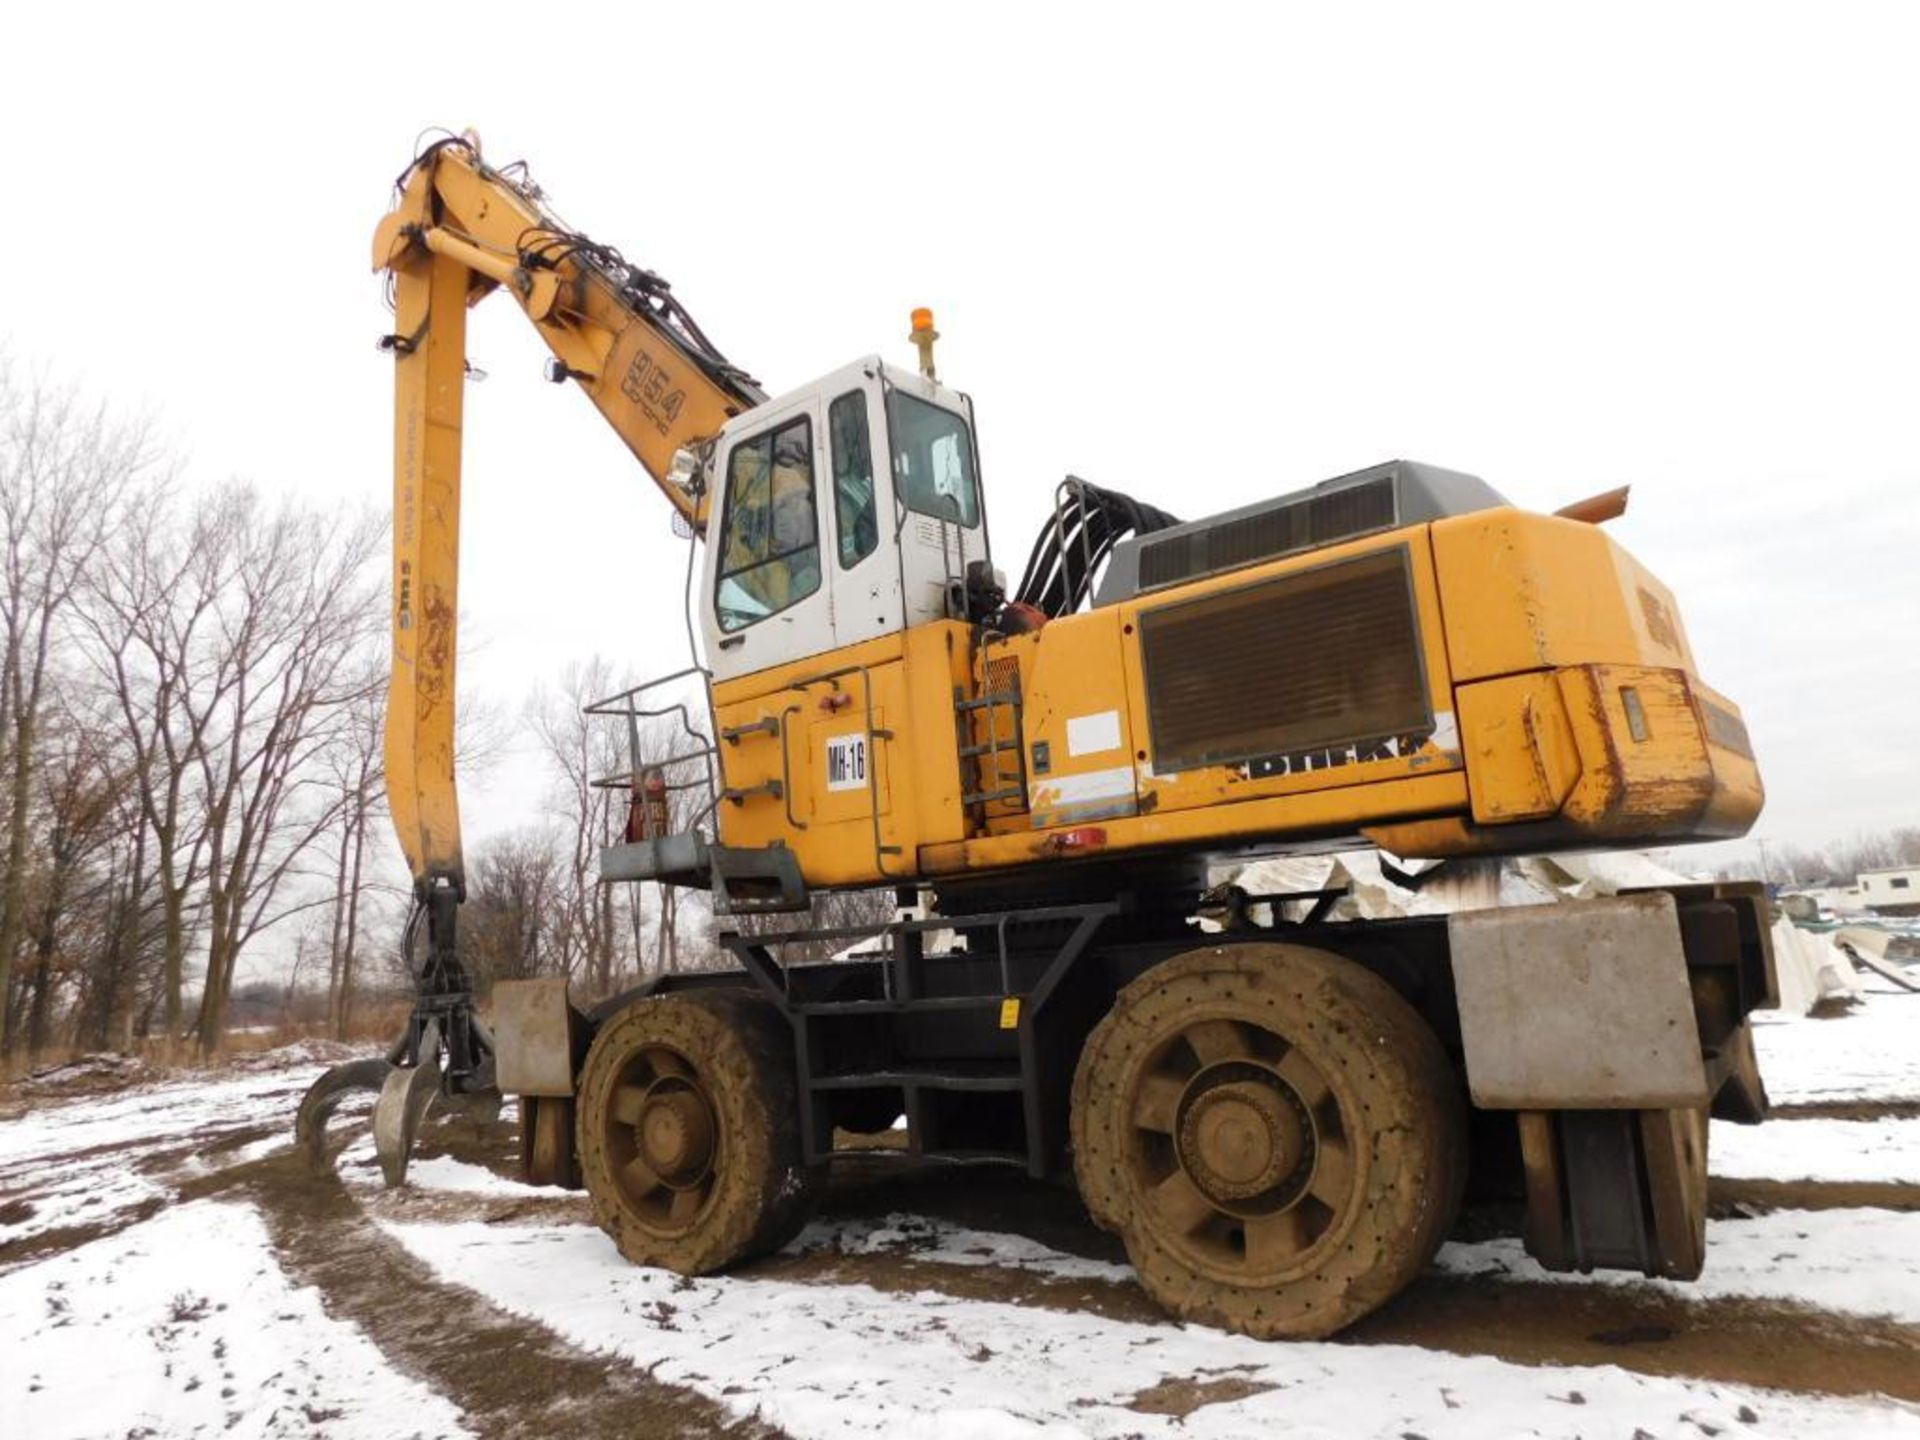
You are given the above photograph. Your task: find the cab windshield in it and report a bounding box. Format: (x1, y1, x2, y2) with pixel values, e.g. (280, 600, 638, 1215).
(888, 391, 980, 527)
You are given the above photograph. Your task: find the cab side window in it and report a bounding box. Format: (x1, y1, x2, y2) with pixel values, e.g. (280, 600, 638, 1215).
(829, 391, 878, 569)
(887, 390, 980, 526)
(715, 416, 820, 632)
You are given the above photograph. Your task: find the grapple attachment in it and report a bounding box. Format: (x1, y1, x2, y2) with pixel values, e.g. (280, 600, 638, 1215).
(295, 1053, 397, 1172)
(372, 1021, 444, 1185)
(295, 883, 498, 1186)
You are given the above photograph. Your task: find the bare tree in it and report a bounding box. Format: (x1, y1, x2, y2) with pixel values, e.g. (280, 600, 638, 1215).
(0, 366, 145, 1052)
(82, 478, 383, 1054)
(529, 658, 637, 999)
(189, 488, 382, 1053)
(82, 479, 231, 1045)
(68, 775, 164, 1053)
(320, 687, 385, 1038)
(318, 677, 510, 1039)
(1743, 825, 1920, 888)
(458, 825, 567, 993)
(7, 696, 122, 1057)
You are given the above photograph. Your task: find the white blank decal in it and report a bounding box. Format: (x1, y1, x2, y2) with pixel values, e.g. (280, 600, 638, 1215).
(1040, 766, 1135, 805)
(1066, 710, 1122, 757)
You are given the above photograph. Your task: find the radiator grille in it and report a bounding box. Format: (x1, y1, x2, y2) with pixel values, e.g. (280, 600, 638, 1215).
(1139, 547, 1430, 773)
(1136, 477, 1397, 591)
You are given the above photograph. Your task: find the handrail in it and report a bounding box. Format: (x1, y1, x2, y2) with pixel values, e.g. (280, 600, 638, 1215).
(582, 665, 712, 714)
(778, 704, 808, 831)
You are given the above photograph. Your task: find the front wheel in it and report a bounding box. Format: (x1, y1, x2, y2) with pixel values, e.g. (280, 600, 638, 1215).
(1071, 943, 1465, 1339)
(576, 989, 821, 1274)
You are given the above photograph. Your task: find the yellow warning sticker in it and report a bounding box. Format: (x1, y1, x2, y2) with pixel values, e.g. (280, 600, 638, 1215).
(999, 997, 1021, 1030)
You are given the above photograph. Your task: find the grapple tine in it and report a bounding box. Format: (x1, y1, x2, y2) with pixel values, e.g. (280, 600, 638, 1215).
(374, 1019, 444, 1187)
(295, 1058, 394, 1173)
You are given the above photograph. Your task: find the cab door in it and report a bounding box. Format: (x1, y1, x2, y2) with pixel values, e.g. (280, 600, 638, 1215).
(702, 399, 834, 843)
(822, 364, 990, 648)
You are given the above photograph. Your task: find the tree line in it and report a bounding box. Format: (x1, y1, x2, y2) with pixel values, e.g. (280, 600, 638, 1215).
(1724, 827, 1920, 889)
(0, 364, 394, 1062)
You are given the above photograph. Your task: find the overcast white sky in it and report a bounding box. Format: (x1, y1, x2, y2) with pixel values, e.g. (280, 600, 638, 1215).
(4, 1, 1916, 872)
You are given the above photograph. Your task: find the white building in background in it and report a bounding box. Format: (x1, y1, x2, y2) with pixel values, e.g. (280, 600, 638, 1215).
(1851, 866, 1920, 916)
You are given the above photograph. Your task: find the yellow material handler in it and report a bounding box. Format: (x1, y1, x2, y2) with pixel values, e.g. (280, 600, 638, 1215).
(301, 133, 1773, 1339)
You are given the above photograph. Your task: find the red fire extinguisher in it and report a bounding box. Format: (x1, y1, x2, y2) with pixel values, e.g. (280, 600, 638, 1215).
(627, 765, 669, 842)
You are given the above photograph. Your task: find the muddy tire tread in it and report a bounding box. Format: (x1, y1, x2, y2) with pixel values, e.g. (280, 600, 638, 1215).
(576, 987, 821, 1274)
(1070, 943, 1467, 1339)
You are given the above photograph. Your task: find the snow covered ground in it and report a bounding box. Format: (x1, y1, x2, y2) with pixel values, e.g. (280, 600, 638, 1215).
(1, 1200, 472, 1440)
(1751, 979, 1920, 1104)
(384, 1217, 1915, 1439)
(1714, 1115, 1920, 1184)
(2, 990, 1918, 1439)
(788, 1209, 1137, 1283)
(1440, 1207, 1920, 1325)
(0, 1063, 333, 1252)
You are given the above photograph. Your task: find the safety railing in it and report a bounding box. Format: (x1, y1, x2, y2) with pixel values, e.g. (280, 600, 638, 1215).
(585, 665, 724, 839)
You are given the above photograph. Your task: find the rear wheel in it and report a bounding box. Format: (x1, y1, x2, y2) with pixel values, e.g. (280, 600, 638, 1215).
(577, 989, 821, 1273)
(1072, 943, 1465, 1339)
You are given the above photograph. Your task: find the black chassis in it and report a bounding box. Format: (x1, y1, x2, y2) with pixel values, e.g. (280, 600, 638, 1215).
(568, 875, 1774, 1283)
(596, 879, 1470, 1178)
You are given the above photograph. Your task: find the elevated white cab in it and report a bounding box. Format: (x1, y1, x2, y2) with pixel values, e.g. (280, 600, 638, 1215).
(699, 358, 989, 682)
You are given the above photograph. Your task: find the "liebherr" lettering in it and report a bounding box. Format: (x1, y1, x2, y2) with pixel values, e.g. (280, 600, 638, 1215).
(1246, 730, 1433, 780)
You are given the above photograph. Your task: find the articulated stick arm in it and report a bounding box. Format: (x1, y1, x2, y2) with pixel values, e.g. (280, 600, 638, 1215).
(376, 135, 764, 900)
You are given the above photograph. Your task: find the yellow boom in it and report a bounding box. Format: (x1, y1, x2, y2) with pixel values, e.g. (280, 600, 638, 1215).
(374, 133, 763, 898)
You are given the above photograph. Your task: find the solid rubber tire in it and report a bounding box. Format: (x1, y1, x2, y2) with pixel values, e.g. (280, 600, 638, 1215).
(1071, 942, 1466, 1339)
(577, 988, 821, 1273)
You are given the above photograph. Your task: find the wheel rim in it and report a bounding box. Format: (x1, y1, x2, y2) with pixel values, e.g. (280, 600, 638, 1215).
(601, 1044, 720, 1235)
(1124, 1014, 1360, 1279)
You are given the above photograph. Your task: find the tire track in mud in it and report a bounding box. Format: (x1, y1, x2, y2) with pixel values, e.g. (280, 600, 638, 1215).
(0, 1196, 167, 1270)
(1353, 1274, 1920, 1404)
(765, 1163, 1920, 1405)
(202, 1154, 786, 1440)
(1714, 1175, 1920, 1212)
(0, 1120, 281, 1271)
(1773, 1099, 1920, 1121)
(756, 1247, 1170, 1324)
(766, 1223, 1920, 1404)
(1714, 1098, 1920, 1211)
